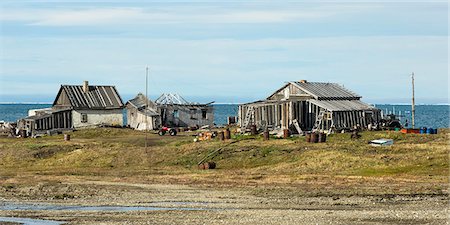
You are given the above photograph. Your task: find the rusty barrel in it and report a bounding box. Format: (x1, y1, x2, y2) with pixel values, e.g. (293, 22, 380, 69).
(319, 133, 327, 142)
(318, 133, 324, 143)
(311, 132, 319, 143)
(224, 128, 231, 140)
(198, 163, 206, 170)
(283, 129, 290, 139)
(207, 162, 216, 169)
(263, 130, 269, 140)
(250, 125, 257, 135)
(201, 162, 216, 169)
(218, 131, 225, 141)
(305, 132, 311, 142)
(64, 134, 70, 141)
(20, 130, 27, 138)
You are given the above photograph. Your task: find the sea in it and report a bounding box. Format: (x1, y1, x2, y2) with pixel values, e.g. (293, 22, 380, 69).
(0, 104, 448, 128)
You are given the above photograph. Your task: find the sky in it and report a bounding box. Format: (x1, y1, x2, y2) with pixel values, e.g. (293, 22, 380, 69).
(0, 0, 448, 104)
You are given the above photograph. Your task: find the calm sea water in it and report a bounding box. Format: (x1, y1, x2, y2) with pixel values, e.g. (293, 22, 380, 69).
(0, 104, 448, 128)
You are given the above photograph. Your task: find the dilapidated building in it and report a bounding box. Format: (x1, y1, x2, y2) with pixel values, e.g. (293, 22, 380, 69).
(126, 93, 160, 130)
(156, 93, 214, 128)
(239, 80, 381, 133)
(19, 81, 124, 136)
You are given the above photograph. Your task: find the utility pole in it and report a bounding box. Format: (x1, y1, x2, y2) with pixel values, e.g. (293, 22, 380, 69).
(411, 72, 415, 129)
(145, 66, 149, 149)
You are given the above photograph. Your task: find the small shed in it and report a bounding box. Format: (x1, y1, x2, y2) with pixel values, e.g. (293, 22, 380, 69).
(156, 93, 214, 128)
(239, 80, 381, 133)
(126, 93, 160, 130)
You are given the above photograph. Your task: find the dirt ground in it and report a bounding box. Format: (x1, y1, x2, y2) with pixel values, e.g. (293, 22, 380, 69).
(0, 175, 448, 224)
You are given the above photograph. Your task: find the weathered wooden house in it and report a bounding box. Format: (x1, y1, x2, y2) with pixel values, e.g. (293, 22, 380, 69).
(156, 93, 214, 128)
(126, 93, 160, 130)
(238, 80, 381, 133)
(19, 81, 124, 136)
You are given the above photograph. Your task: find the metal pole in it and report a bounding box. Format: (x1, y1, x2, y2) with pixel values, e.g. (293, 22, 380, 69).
(411, 72, 415, 129)
(145, 66, 148, 149)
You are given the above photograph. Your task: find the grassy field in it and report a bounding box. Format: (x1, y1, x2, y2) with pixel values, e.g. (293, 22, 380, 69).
(0, 127, 448, 196)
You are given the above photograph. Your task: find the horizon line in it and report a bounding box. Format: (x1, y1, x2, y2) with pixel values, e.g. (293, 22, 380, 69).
(0, 102, 449, 106)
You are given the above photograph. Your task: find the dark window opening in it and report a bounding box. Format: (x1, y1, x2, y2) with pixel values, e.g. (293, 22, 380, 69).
(190, 109, 197, 119)
(81, 113, 88, 123)
(202, 109, 207, 119)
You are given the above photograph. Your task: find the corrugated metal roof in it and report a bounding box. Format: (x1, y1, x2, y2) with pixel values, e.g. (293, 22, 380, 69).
(56, 85, 124, 109)
(127, 93, 159, 117)
(291, 82, 361, 100)
(155, 93, 214, 106)
(308, 99, 376, 111)
(155, 93, 191, 105)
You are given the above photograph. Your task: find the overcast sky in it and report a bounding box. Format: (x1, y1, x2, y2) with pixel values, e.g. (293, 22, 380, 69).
(0, 1, 448, 104)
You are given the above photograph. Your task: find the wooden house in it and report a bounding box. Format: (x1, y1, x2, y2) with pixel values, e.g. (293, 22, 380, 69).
(19, 81, 124, 136)
(238, 80, 381, 133)
(156, 93, 214, 128)
(126, 93, 160, 130)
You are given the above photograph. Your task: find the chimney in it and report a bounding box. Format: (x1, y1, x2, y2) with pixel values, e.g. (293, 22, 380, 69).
(300, 80, 307, 83)
(83, 81, 89, 93)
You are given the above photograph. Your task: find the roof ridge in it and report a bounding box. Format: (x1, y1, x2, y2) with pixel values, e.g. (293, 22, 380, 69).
(61, 84, 116, 87)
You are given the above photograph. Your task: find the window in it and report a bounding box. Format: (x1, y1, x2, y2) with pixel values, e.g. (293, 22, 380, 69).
(173, 110, 179, 118)
(190, 109, 197, 119)
(81, 113, 88, 123)
(202, 109, 207, 119)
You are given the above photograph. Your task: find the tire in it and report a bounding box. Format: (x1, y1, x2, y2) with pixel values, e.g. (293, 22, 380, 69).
(169, 129, 177, 136)
(158, 130, 166, 136)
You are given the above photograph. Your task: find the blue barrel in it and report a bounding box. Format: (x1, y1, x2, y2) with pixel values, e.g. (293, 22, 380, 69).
(426, 127, 432, 134)
(420, 127, 426, 134)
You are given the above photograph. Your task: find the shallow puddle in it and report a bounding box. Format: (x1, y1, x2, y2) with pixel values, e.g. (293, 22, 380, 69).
(0, 202, 223, 224)
(0, 202, 208, 212)
(0, 216, 65, 225)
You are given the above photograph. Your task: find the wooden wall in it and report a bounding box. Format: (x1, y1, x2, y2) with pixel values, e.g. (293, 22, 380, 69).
(239, 100, 381, 131)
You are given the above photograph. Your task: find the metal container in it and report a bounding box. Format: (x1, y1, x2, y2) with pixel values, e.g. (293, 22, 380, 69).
(218, 131, 225, 141)
(64, 134, 70, 141)
(207, 162, 216, 169)
(305, 132, 311, 142)
(420, 127, 427, 134)
(20, 130, 27, 138)
(283, 129, 289, 139)
(250, 125, 257, 135)
(426, 127, 433, 134)
(263, 130, 269, 140)
(201, 162, 216, 169)
(224, 128, 231, 139)
(311, 132, 319, 143)
(318, 132, 327, 143)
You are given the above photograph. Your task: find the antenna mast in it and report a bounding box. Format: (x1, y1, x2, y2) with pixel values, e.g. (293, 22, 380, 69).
(145, 66, 149, 149)
(411, 72, 415, 129)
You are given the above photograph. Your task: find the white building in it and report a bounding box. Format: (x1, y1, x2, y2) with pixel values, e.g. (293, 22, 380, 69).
(19, 81, 124, 136)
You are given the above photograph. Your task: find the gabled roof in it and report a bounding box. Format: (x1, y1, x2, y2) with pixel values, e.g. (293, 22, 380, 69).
(127, 93, 159, 116)
(267, 81, 361, 101)
(53, 85, 124, 109)
(291, 81, 361, 100)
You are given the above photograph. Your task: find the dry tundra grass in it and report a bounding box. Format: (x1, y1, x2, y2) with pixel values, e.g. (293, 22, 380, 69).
(0, 127, 447, 196)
